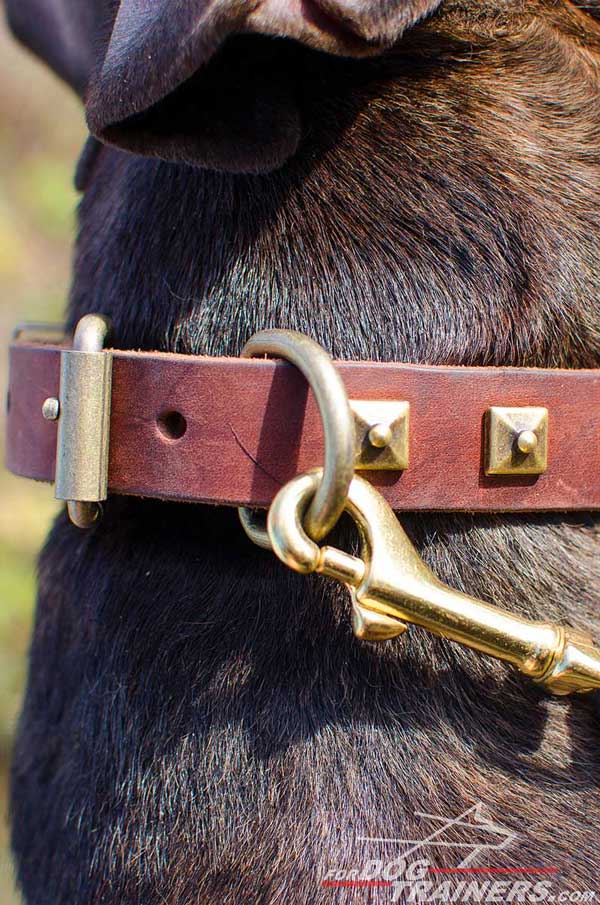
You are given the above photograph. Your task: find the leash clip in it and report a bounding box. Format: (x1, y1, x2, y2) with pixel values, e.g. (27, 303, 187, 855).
(264, 468, 600, 697)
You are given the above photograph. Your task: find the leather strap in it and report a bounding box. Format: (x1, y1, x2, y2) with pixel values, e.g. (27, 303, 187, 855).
(6, 338, 600, 512)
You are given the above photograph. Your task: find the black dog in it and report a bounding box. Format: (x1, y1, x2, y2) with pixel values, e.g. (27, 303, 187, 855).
(6, 1, 600, 902)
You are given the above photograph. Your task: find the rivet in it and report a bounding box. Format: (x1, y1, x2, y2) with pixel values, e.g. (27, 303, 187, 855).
(485, 406, 548, 476)
(351, 400, 410, 471)
(516, 429, 538, 455)
(368, 422, 393, 449)
(42, 397, 60, 421)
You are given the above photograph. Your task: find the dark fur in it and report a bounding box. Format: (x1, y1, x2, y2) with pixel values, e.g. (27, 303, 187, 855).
(6, 0, 600, 902)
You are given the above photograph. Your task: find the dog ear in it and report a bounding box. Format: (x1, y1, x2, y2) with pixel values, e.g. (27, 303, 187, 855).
(4, 0, 102, 95)
(85, 0, 443, 173)
(6, 0, 443, 173)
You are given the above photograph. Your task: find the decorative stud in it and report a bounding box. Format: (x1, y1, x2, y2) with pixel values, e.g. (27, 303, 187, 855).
(516, 430, 538, 455)
(351, 400, 410, 471)
(485, 406, 549, 476)
(368, 422, 394, 449)
(42, 397, 60, 421)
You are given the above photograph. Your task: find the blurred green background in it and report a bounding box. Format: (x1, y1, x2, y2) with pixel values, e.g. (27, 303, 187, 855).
(0, 17, 86, 904)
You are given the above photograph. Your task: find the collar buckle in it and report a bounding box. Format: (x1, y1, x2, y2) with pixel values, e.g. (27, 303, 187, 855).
(42, 314, 113, 528)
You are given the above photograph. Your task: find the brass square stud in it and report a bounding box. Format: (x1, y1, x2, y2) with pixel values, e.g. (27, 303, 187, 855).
(485, 406, 549, 476)
(350, 400, 410, 471)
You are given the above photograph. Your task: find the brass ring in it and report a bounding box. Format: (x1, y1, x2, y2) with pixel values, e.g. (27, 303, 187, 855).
(240, 329, 355, 541)
(238, 506, 273, 551)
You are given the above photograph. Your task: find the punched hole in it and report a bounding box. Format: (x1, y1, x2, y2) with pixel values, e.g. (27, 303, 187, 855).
(157, 410, 187, 441)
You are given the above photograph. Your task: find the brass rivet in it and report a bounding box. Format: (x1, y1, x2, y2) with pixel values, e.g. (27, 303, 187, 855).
(368, 422, 393, 449)
(485, 406, 548, 476)
(516, 429, 538, 455)
(351, 400, 410, 471)
(42, 397, 60, 421)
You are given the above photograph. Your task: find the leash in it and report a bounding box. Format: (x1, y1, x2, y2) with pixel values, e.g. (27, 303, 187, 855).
(6, 314, 600, 699)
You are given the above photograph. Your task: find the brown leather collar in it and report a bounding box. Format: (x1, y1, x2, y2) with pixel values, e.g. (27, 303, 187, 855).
(6, 329, 600, 514)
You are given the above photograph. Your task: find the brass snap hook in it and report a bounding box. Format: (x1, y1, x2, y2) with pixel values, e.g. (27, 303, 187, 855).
(266, 468, 600, 697)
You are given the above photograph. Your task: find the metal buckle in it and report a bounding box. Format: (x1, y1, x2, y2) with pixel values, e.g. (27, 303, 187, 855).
(41, 314, 113, 528)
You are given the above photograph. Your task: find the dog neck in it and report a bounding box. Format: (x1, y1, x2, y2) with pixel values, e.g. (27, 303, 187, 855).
(68, 5, 600, 372)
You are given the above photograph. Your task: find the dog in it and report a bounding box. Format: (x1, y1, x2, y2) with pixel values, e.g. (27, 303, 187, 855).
(5, 1, 600, 902)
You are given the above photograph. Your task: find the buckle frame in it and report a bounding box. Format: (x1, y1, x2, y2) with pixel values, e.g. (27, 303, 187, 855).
(41, 314, 113, 528)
